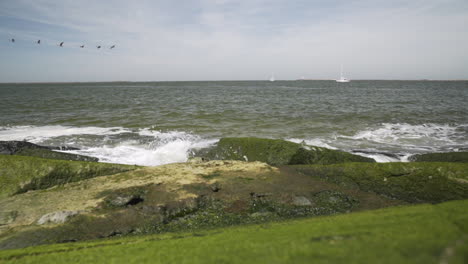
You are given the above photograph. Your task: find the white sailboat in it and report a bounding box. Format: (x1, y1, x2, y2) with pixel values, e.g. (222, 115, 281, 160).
(336, 64, 350, 83)
(269, 73, 275, 82)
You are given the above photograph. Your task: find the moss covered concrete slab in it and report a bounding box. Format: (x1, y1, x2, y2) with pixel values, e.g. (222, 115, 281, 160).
(195, 137, 375, 165)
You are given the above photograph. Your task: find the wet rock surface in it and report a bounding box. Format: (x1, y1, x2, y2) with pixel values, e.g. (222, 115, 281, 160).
(0, 141, 97, 162)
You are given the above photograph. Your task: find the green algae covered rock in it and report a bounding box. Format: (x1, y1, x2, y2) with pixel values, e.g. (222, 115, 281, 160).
(292, 162, 468, 203)
(1, 199, 467, 263)
(409, 152, 468, 163)
(0, 155, 137, 199)
(196, 137, 374, 166)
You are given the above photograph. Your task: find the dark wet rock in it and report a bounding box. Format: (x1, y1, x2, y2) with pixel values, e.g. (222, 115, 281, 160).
(15, 148, 98, 162)
(193, 137, 374, 166)
(107, 194, 144, 207)
(0, 141, 48, 155)
(409, 152, 468, 163)
(49, 146, 81, 151)
(250, 192, 273, 198)
(0, 141, 97, 162)
(210, 183, 221, 192)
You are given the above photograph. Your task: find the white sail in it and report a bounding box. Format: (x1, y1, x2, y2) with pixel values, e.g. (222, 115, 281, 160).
(336, 64, 350, 83)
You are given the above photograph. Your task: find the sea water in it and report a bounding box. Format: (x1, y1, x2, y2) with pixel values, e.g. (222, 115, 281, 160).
(0, 80, 467, 165)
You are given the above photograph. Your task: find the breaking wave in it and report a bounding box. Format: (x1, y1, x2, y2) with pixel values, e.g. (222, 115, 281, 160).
(1, 123, 466, 165)
(0, 125, 217, 166)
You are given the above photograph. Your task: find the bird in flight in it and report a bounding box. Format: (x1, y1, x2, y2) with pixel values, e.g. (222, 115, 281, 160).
(59, 42, 64, 47)
(80, 45, 85, 48)
(10, 38, 15, 43)
(37, 40, 41, 44)
(97, 45, 101, 49)
(110, 45, 115, 49)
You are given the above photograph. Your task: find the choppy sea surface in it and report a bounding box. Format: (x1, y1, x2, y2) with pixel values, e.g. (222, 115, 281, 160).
(0, 80, 467, 165)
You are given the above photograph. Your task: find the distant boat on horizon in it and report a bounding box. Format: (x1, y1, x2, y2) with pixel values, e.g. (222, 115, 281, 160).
(269, 73, 275, 82)
(336, 64, 350, 83)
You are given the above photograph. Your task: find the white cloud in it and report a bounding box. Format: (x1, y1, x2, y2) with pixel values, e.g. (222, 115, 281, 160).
(1, 0, 467, 81)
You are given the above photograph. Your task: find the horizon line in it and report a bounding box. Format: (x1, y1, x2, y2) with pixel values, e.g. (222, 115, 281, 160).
(1, 79, 468, 84)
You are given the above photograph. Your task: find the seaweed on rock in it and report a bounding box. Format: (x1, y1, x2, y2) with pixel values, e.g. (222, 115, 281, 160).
(194, 137, 374, 166)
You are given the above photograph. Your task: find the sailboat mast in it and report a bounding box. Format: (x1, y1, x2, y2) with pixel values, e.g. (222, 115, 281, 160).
(340, 64, 343, 79)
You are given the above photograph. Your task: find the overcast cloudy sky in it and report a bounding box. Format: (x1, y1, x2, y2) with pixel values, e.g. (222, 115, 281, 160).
(0, 0, 467, 82)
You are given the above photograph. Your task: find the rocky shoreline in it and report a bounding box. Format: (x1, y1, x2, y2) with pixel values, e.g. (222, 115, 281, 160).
(0, 141, 98, 162)
(0, 138, 467, 250)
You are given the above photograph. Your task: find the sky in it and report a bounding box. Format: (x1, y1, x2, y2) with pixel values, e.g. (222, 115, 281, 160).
(0, 0, 467, 82)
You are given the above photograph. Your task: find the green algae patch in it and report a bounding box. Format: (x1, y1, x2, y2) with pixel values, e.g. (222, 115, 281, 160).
(291, 162, 468, 203)
(409, 152, 468, 163)
(0, 199, 467, 264)
(0, 155, 138, 199)
(3, 159, 465, 251)
(14, 148, 98, 162)
(0, 160, 402, 250)
(196, 137, 374, 165)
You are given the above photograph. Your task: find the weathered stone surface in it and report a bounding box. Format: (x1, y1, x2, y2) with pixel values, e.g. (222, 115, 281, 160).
(292, 196, 312, 206)
(0, 141, 48, 155)
(37, 211, 80, 225)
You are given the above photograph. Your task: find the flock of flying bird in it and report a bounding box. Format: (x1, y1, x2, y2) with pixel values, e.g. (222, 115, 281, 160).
(8, 38, 116, 49)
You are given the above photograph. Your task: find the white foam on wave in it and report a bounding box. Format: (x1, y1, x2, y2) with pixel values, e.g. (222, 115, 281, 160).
(340, 123, 466, 147)
(0, 125, 130, 143)
(286, 123, 468, 163)
(356, 153, 397, 163)
(68, 130, 218, 166)
(0, 125, 217, 166)
(350, 152, 410, 163)
(286, 138, 338, 150)
(68, 137, 217, 166)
